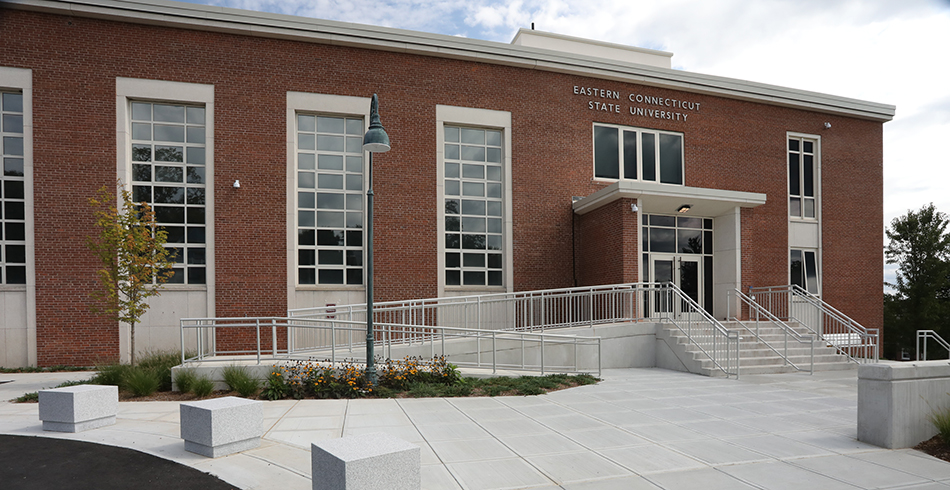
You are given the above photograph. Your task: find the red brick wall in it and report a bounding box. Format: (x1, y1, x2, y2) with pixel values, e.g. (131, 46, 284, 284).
(0, 8, 884, 364)
(575, 198, 639, 286)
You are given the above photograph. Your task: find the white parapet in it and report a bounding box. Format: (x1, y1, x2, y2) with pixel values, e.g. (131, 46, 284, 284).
(311, 432, 420, 490)
(180, 396, 263, 457)
(858, 360, 950, 448)
(38, 384, 118, 433)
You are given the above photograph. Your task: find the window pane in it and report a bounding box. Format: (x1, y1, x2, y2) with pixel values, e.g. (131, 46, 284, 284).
(790, 249, 804, 289)
(463, 271, 485, 285)
(132, 122, 151, 140)
(346, 231, 361, 247)
(461, 146, 485, 162)
(444, 127, 459, 143)
(446, 270, 461, 285)
(804, 198, 815, 218)
(804, 251, 819, 294)
(155, 166, 183, 183)
(594, 126, 619, 179)
(155, 146, 183, 162)
(803, 154, 814, 197)
(187, 107, 205, 125)
(319, 250, 344, 265)
(3, 137, 23, 156)
(317, 117, 345, 134)
(446, 253, 460, 268)
(2, 158, 23, 177)
(318, 154, 343, 170)
(153, 125, 184, 142)
(658, 134, 682, 184)
(317, 135, 344, 152)
(3, 93, 24, 113)
(678, 229, 702, 254)
(445, 162, 459, 178)
(462, 164, 484, 179)
(299, 268, 316, 285)
(789, 151, 800, 196)
(641, 133, 656, 181)
(319, 269, 345, 284)
(623, 130, 637, 180)
(461, 128, 484, 145)
(346, 269, 363, 285)
(650, 228, 675, 253)
(153, 104, 184, 123)
(790, 197, 801, 217)
(345, 156, 362, 173)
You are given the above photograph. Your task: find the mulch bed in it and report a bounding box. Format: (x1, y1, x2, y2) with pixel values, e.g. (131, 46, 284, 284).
(0, 435, 238, 490)
(914, 435, 950, 463)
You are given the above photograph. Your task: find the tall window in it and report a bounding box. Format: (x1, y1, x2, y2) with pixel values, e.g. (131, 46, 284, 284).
(130, 101, 207, 284)
(594, 124, 683, 184)
(789, 137, 817, 218)
(444, 126, 504, 287)
(296, 114, 364, 286)
(790, 249, 819, 294)
(1, 91, 26, 284)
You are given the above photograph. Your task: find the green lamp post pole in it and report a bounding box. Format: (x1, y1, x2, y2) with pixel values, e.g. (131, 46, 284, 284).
(362, 94, 390, 386)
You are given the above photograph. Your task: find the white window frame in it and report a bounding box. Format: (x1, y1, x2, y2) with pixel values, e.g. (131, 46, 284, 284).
(787, 133, 820, 220)
(437, 105, 512, 295)
(0, 66, 35, 366)
(285, 93, 371, 297)
(116, 78, 214, 300)
(592, 123, 684, 185)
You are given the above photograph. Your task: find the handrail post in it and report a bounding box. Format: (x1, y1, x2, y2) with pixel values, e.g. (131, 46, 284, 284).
(491, 330, 496, 374)
(540, 333, 545, 375)
(272, 319, 278, 358)
(256, 319, 261, 365)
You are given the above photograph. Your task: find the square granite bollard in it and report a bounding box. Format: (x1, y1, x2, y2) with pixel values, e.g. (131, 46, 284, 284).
(180, 396, 263, 458)
(312, 432, 420, 490)
(38, 384, 118, 433)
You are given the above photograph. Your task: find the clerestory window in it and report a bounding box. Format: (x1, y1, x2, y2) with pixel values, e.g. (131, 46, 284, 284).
(593, 124, 683, 184)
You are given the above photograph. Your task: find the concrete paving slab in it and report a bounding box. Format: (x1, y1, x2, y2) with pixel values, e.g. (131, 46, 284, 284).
(493, 432, 587, 456)
(718, 460, 864, 490)
(645, 467, 761, 490)
(850, 450, 950, 481)
(791, 454, 931, 489)
(599, 444, 706, 474)
(428, 437, 516, 463)
(4, 367, 950, 490)
(561, 426, 650, 449)
(446, 457, 553, 490)
(666, 438, 772, 465)
(526, 451, 633, 484)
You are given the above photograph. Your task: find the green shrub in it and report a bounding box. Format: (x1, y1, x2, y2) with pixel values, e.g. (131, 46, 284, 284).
(123, 367, 161, 397)
(261, 366, 289, 401)
(14, 392, 38, 403)
(136, 351, 182, 392)
(92, 361, 132, 389)
(174, 368, 198, 393)
(222, 365, 260, 397)
(191, 375, 215, 397)
(929, 401, 950, 443)
(407, 382, 440, 398)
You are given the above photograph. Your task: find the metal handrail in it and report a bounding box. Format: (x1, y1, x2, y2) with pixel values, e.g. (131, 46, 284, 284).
(661, 283, 740, 378)
(747, 284, 879, 363)
(728, 289, 814, 374)
(288, 282, 739, 378)
(179, 316, 602, 376)
(917, 330, 950, 361)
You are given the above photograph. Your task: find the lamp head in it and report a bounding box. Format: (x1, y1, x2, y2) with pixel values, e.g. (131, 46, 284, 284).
(363, 94, 391, 153)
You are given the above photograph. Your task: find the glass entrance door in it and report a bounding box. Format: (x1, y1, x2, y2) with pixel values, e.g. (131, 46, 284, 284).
(651, 254, 702, 318)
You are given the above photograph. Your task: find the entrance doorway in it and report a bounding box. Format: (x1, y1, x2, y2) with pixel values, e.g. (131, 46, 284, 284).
(650, 253, 702, 318)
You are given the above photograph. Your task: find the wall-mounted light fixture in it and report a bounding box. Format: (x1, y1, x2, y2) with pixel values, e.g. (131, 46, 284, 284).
(630, 203, 638, 212)
(233, 180, 241, 188)
(824, 122, 832, 129)
(677, 204, 691, 213)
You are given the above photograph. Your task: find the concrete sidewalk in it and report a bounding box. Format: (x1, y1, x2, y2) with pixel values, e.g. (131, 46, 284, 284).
(2, 368, 949, 490)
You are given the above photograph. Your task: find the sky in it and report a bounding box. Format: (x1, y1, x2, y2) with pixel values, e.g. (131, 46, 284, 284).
(186, 0, 950, 287)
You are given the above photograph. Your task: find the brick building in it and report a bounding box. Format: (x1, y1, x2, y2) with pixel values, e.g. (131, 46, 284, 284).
(0, 0, 893, 367)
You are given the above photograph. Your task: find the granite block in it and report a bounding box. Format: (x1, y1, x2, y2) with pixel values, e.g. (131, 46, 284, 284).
(38, 384, 118, 433)
(312, 432, 420, 490)
(180, 396, 263, 457)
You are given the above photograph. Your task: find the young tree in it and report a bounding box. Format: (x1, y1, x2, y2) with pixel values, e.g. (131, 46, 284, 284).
(87, 182, 175, 365)
(884, 203, 950, 359)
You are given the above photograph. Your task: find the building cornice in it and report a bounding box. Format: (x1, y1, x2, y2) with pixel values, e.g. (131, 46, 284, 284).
(2, 0, 895, 122)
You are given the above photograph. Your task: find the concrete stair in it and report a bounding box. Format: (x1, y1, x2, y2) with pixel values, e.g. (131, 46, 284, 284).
(660, 320, 858, 377)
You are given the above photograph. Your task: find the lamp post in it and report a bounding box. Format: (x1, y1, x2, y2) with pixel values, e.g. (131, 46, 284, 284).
(362, 94, 390, 386)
